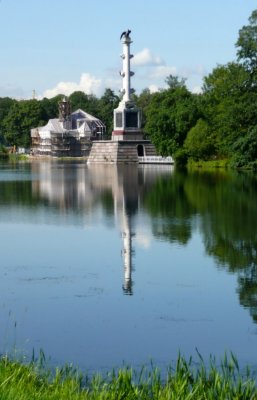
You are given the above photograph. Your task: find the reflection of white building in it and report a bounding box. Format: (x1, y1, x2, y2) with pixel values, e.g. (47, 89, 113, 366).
(31, 162, 96, 212)
(31, 98, 105, 157)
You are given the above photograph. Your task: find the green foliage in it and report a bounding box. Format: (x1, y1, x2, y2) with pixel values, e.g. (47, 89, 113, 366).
(0, 144, 8, 159)
(184, 118, 216, 160)
(2, 100, 45, 147)
(136, 88, 152, 128)
(144, 85, 199, 156)
(0, 132, 6, 145)
(192, 9, 257, 168)
(231, 126, 257, 169)
(143, 10, 257, 167)
(202, 62, 250, 156)
(187, 159, 229, 169)
(236, 9, 257, 75)
(69, 91, 99, 116)
(0, 97, 17, 124)
(173, 147, 188, 167)
(0, 144, 7, 153)
(200, 58, 257, 167)
(0, 97, 17, 145)
(40, 95, 63, 122)
(97, 88, 119, 136)
(165, 74, 187, 89)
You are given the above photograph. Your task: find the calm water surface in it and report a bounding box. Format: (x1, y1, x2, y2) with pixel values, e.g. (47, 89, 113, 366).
(0, 160, 257, 372)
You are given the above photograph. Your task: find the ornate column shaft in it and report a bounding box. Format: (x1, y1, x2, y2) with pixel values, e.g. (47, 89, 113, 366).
(121, 35, 134, 102)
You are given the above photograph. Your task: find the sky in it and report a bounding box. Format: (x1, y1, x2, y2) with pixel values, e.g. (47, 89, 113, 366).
(0, 0, 256, 100)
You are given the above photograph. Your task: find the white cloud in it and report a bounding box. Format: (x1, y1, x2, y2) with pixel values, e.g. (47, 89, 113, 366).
(149, 65, 178, 80)
(148, 84, 160, 93)
(179, 65, 207, 79)
(41, 60, 207, 100)
(135, 232, 151, 249)
(132, 48, 164, 67)
(103, 77, 120, 92)
(43, 73, 102, 98)
(144, 64, 207, 93)
(191, 85, 203, 94)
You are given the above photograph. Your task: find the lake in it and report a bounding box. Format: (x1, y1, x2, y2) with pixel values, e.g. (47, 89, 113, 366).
(0, 160, 257, 373)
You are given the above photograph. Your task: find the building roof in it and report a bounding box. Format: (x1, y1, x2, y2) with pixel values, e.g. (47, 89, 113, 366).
(31, 108, 105, 139)
(42, 119, 65, 132)
(72, 109, 105, 127)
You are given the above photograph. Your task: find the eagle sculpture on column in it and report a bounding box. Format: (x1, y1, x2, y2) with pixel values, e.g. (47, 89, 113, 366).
(120, 29, 131, 40)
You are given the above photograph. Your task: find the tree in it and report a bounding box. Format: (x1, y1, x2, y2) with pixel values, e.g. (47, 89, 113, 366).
(144, 84, 199, 156)
(69, 91, 99, 116)
(2, 100, 45, 147)
(136, 88, 153, 128)
(201, 62, 251, 157)
(184, 119, 216, 160)
(40, 95, 63, 122)
(0, 97, 17, 144)
(97, 89, 119, 136)
(193, 10, 257, 166)
(0, 97, 17, 121)
(165, 74, 187, 89)
(236, 9, 257, 76)
(231, 126, 257, 168)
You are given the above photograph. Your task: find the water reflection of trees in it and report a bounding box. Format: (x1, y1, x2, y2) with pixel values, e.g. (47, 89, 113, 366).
(193, 171, 257, 323)
(183, 171, 257, 273)
(142, 168, 257, 323)
(142, 170, 196, 245)
(0, 163, 39, 206)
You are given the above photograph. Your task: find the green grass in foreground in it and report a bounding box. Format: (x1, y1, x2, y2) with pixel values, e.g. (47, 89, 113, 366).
(0, 354, 256, 399)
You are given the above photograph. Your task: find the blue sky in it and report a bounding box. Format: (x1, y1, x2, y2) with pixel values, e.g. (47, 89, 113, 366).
(0, 0, 256, 99)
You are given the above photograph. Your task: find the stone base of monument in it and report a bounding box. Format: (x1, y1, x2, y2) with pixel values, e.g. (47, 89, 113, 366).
(87, 140, 156, 164)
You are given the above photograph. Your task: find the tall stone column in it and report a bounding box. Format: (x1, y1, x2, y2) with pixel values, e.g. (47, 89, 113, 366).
(112, 30, 143, 141)
(120, 32, 134, 103)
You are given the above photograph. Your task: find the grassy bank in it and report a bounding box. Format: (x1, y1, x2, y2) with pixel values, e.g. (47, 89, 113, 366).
(187, 158, 230, 169)
(0, 354, 256, 399)
(186, 157, 257, 170)
(0, 153, 29, 162)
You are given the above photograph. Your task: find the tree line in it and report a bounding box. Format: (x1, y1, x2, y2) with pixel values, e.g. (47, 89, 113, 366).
(0, 89, 120, 148)
(1, 9, 257, 168)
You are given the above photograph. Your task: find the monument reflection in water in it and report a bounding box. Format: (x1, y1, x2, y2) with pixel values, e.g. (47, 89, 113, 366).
(32, 162, 173, 296)
(88, 166, 141, 296)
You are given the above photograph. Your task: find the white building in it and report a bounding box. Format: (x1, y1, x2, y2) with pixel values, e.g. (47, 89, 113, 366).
(31, 99, 105, 157)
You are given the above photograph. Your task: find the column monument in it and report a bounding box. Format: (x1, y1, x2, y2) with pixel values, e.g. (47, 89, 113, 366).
(112, 30, 143, 141)
(87, 30, 157, 164)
